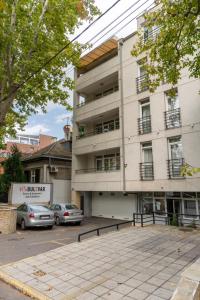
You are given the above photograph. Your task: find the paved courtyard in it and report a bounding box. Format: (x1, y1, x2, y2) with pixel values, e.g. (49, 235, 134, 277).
(0, 225, 200, 300)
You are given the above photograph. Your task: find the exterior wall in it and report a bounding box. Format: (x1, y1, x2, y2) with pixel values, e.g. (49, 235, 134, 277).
(72, 22, 200, 219)
(52, 179, 71, 203)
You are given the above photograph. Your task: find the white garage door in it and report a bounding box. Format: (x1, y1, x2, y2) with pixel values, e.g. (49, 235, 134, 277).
(92, 192, 137, 220)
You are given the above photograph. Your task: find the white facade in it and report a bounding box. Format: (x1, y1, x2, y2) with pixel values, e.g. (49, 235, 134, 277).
(72, 18, 200, 221)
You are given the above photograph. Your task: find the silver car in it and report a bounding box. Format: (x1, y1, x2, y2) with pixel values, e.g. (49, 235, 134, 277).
(17, 203, 54, 230)
(50, 203, 83, 225)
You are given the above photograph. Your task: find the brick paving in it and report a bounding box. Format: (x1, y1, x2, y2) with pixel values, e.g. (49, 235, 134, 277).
(0, 225, 200, 300)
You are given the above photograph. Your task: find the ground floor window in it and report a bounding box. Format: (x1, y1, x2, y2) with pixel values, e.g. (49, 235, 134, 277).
(143, 198, 153, 214)
(155, 198, 165, 213)
(183, 199, 197, 217)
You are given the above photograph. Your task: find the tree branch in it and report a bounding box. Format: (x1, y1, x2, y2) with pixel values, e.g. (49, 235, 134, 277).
(28, 0, 49, 58)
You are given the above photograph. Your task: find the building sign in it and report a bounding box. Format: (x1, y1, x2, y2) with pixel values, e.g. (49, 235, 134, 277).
(9, 183, 52, 205)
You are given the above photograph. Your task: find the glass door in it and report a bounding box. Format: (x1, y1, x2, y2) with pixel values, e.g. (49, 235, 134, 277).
(142, 143, 153, 179)
(168, 137, 183, 177)
(141, 101, 151, 133)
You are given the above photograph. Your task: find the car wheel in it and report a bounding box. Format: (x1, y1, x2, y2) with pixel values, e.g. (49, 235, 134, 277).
(21, 219, 26, 230)
(47, 225, 53, 230)
(55, 217, 60, 226)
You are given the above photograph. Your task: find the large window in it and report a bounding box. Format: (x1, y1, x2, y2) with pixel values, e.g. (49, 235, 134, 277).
(143, 198, 153, 214)
(136, 58, 149, 93)
(155, 198, 165, 213)
(184, 200, 197, 217)
(95, 153, 120, 172)
(140, 142, 154, 180)
(168, 136, 184, 178)
(165, 90, 181, 129)
(138, 99, 151, 134)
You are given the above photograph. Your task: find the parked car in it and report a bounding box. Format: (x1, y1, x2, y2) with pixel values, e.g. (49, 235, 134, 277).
(50, 203, 83, 225)
(17, 203, 54, 230)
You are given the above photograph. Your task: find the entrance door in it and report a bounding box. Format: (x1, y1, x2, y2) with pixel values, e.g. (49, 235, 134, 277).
(167, 199, 181, 214)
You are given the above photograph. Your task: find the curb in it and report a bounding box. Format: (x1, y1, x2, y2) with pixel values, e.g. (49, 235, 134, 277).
(0, 270, 51, 300)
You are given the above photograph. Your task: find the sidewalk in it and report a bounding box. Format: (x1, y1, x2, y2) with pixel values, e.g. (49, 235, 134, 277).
(0, 226, 199, 300)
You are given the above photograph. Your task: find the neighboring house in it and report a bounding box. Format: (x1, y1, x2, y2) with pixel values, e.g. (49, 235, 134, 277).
(0, 134, 57, 174)
(22, 136, 72, 204)
(72, 10, 200, 221)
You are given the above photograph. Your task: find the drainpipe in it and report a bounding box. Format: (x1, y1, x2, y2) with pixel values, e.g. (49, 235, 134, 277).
(119, 39, 126, 193)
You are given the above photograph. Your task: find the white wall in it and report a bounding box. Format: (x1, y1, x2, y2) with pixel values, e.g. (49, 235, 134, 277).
(92, 192, 137, 220)
(52, 179, 71, 203)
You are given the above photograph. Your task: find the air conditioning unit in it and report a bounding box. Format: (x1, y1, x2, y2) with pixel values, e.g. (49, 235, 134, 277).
(49, 166, 58, 173)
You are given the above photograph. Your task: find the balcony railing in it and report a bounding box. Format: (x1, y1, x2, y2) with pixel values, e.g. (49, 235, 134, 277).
(140, 162, 154, 180)
(138, 116, 151, 135)
(75, 165, 120, 174)
(143, 27, 160, 43)
(76, 85, 119, 108)
(136, 74, 149, 94)
(164, 108, 181, 129)
(167, 158, 185, 179)
(77, 124, 119, 140)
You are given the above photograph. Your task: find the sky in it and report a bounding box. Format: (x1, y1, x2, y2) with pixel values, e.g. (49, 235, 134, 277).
(21, 0, 154, 139)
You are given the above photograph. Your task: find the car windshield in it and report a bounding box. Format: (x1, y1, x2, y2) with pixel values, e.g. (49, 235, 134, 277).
(65, 204, 78, 210)
(29, 205, 50, 212)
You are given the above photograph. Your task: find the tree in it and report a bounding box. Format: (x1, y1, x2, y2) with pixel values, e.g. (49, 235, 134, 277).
(132, 0, 200, 92)
(0, 0, 99, 145)
(0, 145, 25, 194)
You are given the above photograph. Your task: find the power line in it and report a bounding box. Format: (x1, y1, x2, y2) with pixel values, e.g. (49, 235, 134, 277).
(1, 0, 121, 102)
(65, 0, 153, 77)
(92, 0, 152, 46)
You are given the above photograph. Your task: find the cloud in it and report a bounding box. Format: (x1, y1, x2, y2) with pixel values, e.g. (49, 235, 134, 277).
(55, 112, 73, 124)
(36, 101, 64, 115)
(18, 124, 50, 135)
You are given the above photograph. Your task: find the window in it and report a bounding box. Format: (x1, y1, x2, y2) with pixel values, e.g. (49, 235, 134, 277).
(168, 137, 184, 178)
(104, 154, 115, 171)
(184, 200, 197, 217)
(30, 169, 40, 183)
(168, 136, 183, 159)
(95, 153, 120, 172)
(96, 157, 103, 171)
(140, 142, 154, 180)
(165, 90, 181, 129)
(142, 142, 153, 163)
(30, 139, 39, 145)
(136, 58, 148, 93)
(143, 198, 153, 214)
(166, 90, 179, 110)
(155, 198, 165, 213)
(95, 119, 119, 135)
(138, 99, 151, 134)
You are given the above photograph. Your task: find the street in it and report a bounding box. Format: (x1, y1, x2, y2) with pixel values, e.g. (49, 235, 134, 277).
(0, 217, 124, 299)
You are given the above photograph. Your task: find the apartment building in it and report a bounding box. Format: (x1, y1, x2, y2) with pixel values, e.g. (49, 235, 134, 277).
(72, 13, 200, 221)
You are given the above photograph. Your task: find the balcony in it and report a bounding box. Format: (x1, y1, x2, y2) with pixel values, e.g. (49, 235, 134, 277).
(140, 162, 154, 181)
(76, 165, 120, 174)
(138, 116, 151, 135)
(164, 108, 181, 129)
(167, 158, 185, 179)
(77, 85, 119, 108)
(136, 74, 149, 94)
(77, 120, 119, 140)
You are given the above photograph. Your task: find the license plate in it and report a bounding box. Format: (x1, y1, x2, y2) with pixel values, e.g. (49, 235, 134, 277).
(40, 216, 50, 219)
